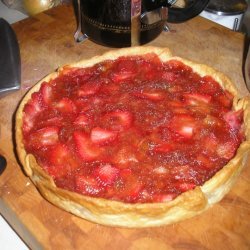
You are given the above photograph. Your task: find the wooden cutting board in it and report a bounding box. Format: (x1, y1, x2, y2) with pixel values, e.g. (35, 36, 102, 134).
(0, 4, 250, 250)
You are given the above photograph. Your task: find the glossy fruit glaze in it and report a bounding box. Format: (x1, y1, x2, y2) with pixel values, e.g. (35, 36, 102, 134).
(22, 53, 244, 203)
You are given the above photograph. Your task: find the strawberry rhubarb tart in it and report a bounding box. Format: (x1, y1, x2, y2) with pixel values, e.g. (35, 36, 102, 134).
(16, 47, 250, 227)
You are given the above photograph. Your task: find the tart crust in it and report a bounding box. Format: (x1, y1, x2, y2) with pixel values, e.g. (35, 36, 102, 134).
(15, 46, 250, 228)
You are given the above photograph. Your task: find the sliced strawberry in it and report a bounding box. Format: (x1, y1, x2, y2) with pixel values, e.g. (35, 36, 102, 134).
(45, 164, 67, 179)
(167, 84, 184, 93)
(74, 98, 92, 112)
(54, 97, 77, 114)
(199, 76, 222, 95)
(93, 164, 120, 186)
(169, 114, 196, 138)
(139, 61, 157, 80)
(143, 52, 162, 65)
(111, 73, 129, 83)
(60, 66, 77, 76)
(216, 90, 233, 109)
(116, 59, 137, 72)
(103, 110, 133, 131)
(168, 100, 188, 114)
(189, 105, 211, 115)
(111, 72, 136, 82)
(113, 148, 138, 165)
(133, 90, 165, 101)
(40, 82, 53, 105)
(167, 59, 188, 70)
(91, 96, 104, 105)
(153, 143, 173, 153)
(216, 142, 237, 160)
(60, 67, 95, 86)
(67, 67, 94, 81)
(29, 126, 59, 149)
(202, 135, 219, 154)
(162, 71, 178, 82)
(178, 126, 194, 138)
(29, 92, 44, 113)
(75, 175, 102, 195)
(172, 107, 189, 114)
(48, 143, 78, 177)
(176, 182, 196, 192)
(120, 168, 133, 177)
(123, 182, 142, 202)
(39, 116, 64, 128)
(153, 166, 168, 174)
(49, 143, 71, 166)
(73, 113, 90, 126)
(120, 172, 143, 201)
(23, 104, 38, 132)
(101, 82, 120, 94)
(223, 110, 243, 131)
(168, 100, 183, 108)
(90, 127, 118, 144)
(196, 154, 214, 169)
(73, 131, 101, 161)
(77, 80, 101, 97)
(23, 92, 44, 131)
(203, 115, 223, 127)
(153, 193, 176, 202)
(111, 59, 137, 82)
(183, 93, 212, 105)
(171, 165, 192, 180)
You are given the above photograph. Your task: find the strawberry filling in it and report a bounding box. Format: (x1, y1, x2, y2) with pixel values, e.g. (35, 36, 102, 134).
(22, 54, 245, 203)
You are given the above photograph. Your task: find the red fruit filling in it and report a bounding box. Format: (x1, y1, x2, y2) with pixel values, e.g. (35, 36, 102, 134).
(21, 54, 244, 203)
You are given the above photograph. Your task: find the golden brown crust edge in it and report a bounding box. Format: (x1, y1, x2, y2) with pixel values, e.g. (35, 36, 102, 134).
(15, 46, 250, 228)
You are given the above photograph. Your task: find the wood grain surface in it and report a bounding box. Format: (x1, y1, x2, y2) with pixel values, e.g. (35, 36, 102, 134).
(0, 4, 250, 250)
